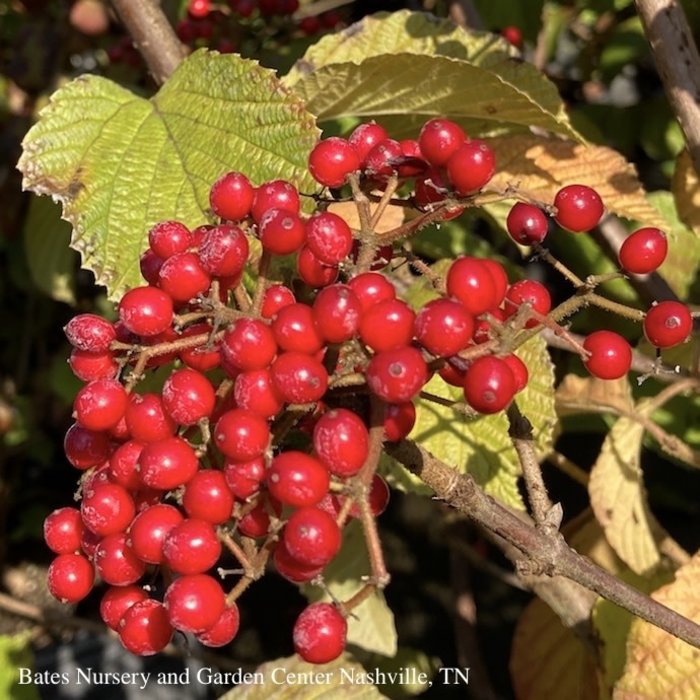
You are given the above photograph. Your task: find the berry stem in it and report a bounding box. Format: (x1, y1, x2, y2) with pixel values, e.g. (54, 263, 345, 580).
(218, 529, 253, 573)
(339, 581, 380, 615)
(369, 174, 399, 229)
(251, 250, 271, 315)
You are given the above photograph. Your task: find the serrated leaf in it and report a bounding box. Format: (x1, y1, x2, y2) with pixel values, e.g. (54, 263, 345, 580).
(393, 334, 555, 510)
(0, 634, 39, 700)
(588, 406, 668, 576)
(19, 50, 320, 299)
(488, 134, 668, 230)
(672, 149, 700, 235)
(555, 374, 635, 417)
(510, 597, 607, 700)
(613, 551, 700, 700)
(218, 654, 387, 699)
(23, 194, 76, 304)
(302, 521, 397, 657)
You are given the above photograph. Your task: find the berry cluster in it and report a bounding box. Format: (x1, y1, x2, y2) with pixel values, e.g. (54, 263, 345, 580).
(47, 117, 693, 665)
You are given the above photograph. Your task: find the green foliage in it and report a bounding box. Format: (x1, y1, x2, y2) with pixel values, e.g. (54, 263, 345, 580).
(0, 634, 39, 700)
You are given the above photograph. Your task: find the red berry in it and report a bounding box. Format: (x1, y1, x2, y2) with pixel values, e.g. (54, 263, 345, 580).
(258, 208, 306, 256)
(348, 122, 389, 163)
(64, 423, 110, 470)
(283, 506, 341, 567)
(313, 408, 369, 477)
(312, 284, 362, 343)
(267, 451, 330, 507)
(196, 604, 240, 647)
(506, 202, 549, 245)
(100, 586, 148, 631)
(139, 436, 199, 490)
(643, 301, 693, 348)
(125, 392, 177, 443)
(270, 352, 329, 404)
(182, 470, 234, 524)
(366, 346, 428, 402)
(502, 354, 529, 392)
(383, 402, 416, 441)
(504, 279, 552, 327)
(44, 507, 84, 554)
(446, 257, 499, 315)
(81, 483, 135, 537)
(308, 137, 360, 188)
(118, 599, 173, 656)
(162, 368, 215, 426)
(188, 0, 211, 19)
(348, 272, 396, 312)
(414, 298, 474, 357)
(224, 456, 266, 500)
(359, 298, 415, 352)
(128, 504, 184, 564)
(65, 314, 116, 353)
(74, 378, 128, 432)
(95, 533, 146, 586)
(158, 252, 211, 303)
(583, 330, 632, 379)
(209, 171, 255, 221)
(481, 259, 509, 307)
(618, 227, 668, 274)
(48, 553, 94, 603)
(261, 284, 296, 319)
(162, 518, 222, 574)
(251, 180, 300, 223)
(234, 369, 284, 419)
(414, 168, 464, 220)
(364, 138, 403, 178)
(179, 323, 221, 372)
(148, 220, 192, 259)
(140, 249, 164, 285)
(345, 473, 391, 518)
(446, 139, 496, 195)
(119, 286, 174, 337)
(463, 356, 516, 414)
(198, 224, 249, 278)
(501, 25, 523, 48)
(293, 603, 347, 664)
(305, 212, 354, 265)
(214, 408, 270, 461)
(69, 349, 118, 382)
(165, 574, 225, 633)
(222, 318, 278, 371)
(554, 184, 604, 232)
(273, 541, 324, 583)
(297, 246, 339, 287)
(418, 118, 466, 167)
(272, 303, 324, 354)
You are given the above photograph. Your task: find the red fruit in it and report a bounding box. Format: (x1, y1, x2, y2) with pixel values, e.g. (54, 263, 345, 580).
(313, 408, 369, 477)
(273, 541, 324, 583)
(583, 330, 632, 380)
(162, 519, 222, 574)
(414, 168, 464, 220)
(238, 500, 274, 538)
(261, 284, 296, 319)
(214, 409, 270, 461)
(198, 224, 249, 278)
(48, 553, 94, 603)
(364, 138, 402, 178)
(414, 298, 474, 357)
(44, 507, 84, 554)
(308, 137, 360, 188)
(501, 25, 523, 48)
(446, 257, 499, 315)
(125, 393, 177, 443)
(69, 349, 118, 382)
(283, 506, 341, 567)
(643, 301, 693, 348)
(258, 208, 306, 256)
(554, 184, 604, 232)
(158, 252, 211, 303)
(140, 249, 164, 285)
(209, 171, 255, 221)
(162, 368, 215, 426)
(64, 423, 110, 470)
(221, 318, 277, 371)
(504, 279, 552, 327)
(95, 533, 146, 586)
(118, 599, 173, 655)
(251, 180, 300, 223)
(418, 118, 466, 167)
(502, 354, 529, 392)
(297, 246, 339, 287)
(139, 436, 199, 490)
(446, 140, 496, 194)
(293, 603, 347, 664)
(305, 212, 354, 265)
(348, 122, 389, 163)
(128, 504, 184, 564)
(118, 287, 173, 337)
(463, 356, 516, 414)
(506, 202, 549, 245)
(481, 259, 509, 307)
(234, 369, 284, 419)
(74, 378, 128, 432)
(383, 401, 416, 441)
(312, 284, 362, 343)
(100, 586, 148, 631)
(272, 303, 324, 355)
(196, 604, 241, 647)
(182, 470, 234, 524)
(267, 451, 330, 507)
(270, 352, 329, 404)
(81, 483, 135, 537)
(179, 323, 221, 372)
(188, 0, 211, 19)
(349, 473, 390, 517)
(165, 574, 225, 633)
(65, 314, 116, 353)
(348, 272, 396, 312)
(366, 346, 428, 402)
(224, 456, 266, 500)
(148, 220, 192, 259)
(359, 298, 415, 352)
(618, 227, 668, 274)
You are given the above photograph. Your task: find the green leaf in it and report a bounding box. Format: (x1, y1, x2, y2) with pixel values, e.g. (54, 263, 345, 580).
(286, 11, 578, 140)
(19, 50, 320, 299)
(302, 521, 397, 657)
(390, 334, 556, 510)
(218, 654, 388, 699)
(23, 195, 76, 304)
(0, 634, 40, 700)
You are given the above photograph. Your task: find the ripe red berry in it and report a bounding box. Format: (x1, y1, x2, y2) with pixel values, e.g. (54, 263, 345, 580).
(296, 246, 339, 287)
(366, 346, 428, 402)
(501, 25, 523, 48)
(618, 227, 668, 275)
(312, 284, 362, 343)
(267, 451, 330, 507)
(293, 603, 347, 664)
(81, 483, 135, 537)
(364, 138, 403, 178)
(234, 369, 284, 419)
(198, 224, 249, 278)
(165, 574, 225, 633)
(118, 599, 173, 656)
(148, 220, 192, 259)
(179, 323, 221, 371)
(69, 349, 118, 382)
(348, 122, 389, 163)
(348, 473, 391, 518)
(583, 330, 632, 379)
(196, 604, 241, 647)
(506, 202, 549, 245)
(272, 303, 324, 355)
(504, 279, 552, 327)
(188, 0, 211, 19)
(48, 553, 95, 603)
(305, 212, 354, 265)
(463, 356, 516, 414)
(44, 507, 84, 554)
(209, 171, 255, 221)
(413, 168, 464, 220)
(554, 184, 604, 232)
(65, 314, 116, 353)
(383, 401, 416, 441)
(270, 352, 329, 404)
(643, 301, 693, 348)
(308, 137, 360, 188)
(502, 354, 529, 392)
(261, 284, 296, 318)
(158, 252, 211, 303)
(273, 540, 324, 583)
(283, 506, 341, 567)
(64, 422, 110, 470)
(94, 533, 146, 586)
(359, 298, 415, 352)
(128, 504, 184, 564)
(162, 518, 222, 574)
(125, 392, 177, 443)
(222, 318, 278, 371)
(313, 408, 369, 477)
(214, 408, 270, 461)
(348, 272, 396, 312)
(100, 586, 148, 631)
(446, 257, 500, 315)
(182, 470, 234, 524)
(414, 298, 474, 357)
(224, 456, 266, 500)
(446, 140, 496, 195)
(251, 180, 300, 223)
(119, 286, 174, 337)
(139, 436, 199, 490)
(140, 249, 164, 285)
(418, 118, 466, 167)
(162, 368, 216, 426)
(258, 208, 306, 256)
(73, 378, 128, 432)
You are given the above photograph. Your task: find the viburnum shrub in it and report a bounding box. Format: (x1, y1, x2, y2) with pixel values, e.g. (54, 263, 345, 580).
(42, 112, 695, 664)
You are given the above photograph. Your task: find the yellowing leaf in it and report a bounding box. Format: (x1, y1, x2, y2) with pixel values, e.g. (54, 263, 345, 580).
(510, 597, 607, 700)
(219, 654, 388, 699)
(327, 197, 404, 234)
(489, 135, 667, 230)
(672, 149, 700, 235)
(555, 374, 635, 418)
(302, 521, 397, 657)
(614, 551, 700, 700)
(588, 412, 667, 576)
(19, 50, 319, 298)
